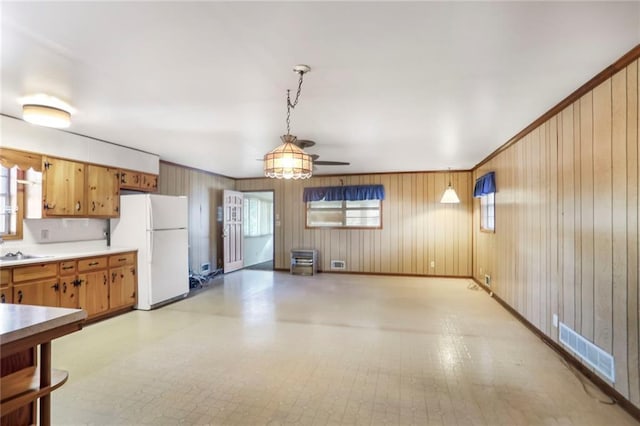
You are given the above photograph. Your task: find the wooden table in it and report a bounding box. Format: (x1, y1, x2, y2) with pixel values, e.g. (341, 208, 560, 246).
(0, 304, 86, 426)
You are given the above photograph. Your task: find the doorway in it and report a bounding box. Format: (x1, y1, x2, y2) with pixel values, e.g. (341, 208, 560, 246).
(242, 191, 274, 270)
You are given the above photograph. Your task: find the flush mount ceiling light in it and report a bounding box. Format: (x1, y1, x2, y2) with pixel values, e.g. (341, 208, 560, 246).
(19, 94, 75, 128)
(440, 169, 461, 204)
(264, 65, 313, 180)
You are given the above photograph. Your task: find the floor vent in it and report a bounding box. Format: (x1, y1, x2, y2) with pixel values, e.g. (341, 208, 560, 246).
(330, 260, 346, 270)
(559, 322, 615, 382)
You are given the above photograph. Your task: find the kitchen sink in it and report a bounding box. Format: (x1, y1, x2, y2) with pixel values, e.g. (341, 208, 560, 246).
(0, 252, 50, 262)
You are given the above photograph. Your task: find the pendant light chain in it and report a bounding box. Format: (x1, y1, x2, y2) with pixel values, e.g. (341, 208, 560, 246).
(285, 71, 305, 135)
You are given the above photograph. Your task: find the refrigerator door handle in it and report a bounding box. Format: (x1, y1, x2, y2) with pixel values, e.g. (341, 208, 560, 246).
(148, 231, 153, 264)
(149, 197, 154, 231)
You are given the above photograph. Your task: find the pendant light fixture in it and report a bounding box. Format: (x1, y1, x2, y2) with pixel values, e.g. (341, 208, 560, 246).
(19, 94, 75, 128)
(264, 65, 313, 179)
(440, 168, 460, 204)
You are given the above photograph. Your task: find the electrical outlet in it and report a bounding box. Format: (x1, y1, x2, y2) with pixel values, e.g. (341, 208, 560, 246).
(484, 274, 491, 286)
(430, 260, 435, 268)
(41, 229, 49, 240)
(553, 314, 558, 328)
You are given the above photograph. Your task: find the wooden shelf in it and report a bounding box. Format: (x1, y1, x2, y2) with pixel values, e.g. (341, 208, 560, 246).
(0, 367, 68, 416)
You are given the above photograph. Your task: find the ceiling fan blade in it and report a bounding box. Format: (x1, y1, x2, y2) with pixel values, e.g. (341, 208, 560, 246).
(314, 160, 351, 166)
(293, 139, 316, 149)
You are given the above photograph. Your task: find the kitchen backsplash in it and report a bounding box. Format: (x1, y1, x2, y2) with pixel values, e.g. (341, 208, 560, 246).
(5, 218, 108, 246)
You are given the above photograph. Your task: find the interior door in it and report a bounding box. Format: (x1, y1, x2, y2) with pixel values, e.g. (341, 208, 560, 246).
(223, 190, 244, 273)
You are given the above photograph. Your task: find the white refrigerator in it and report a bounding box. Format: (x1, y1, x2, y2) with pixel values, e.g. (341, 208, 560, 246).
(111, 194, 189, 310)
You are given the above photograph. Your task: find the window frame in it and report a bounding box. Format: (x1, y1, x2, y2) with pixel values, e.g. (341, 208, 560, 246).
(0, 165, 25, 241)
(305, 199, 383, 229)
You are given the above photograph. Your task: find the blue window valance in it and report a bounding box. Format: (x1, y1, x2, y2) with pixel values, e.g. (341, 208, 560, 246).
(303, 184, 385, 202)
(473, 171, 496, 198)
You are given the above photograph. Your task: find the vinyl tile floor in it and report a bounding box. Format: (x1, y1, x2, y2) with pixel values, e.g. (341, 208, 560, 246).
(51, 271, 639, 425)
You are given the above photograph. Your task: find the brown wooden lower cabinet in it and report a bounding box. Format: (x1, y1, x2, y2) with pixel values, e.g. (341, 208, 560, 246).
(1, 269, 12, 304)
(4, 251, 137, 321)
(13, 279, 59, 307)
(78, 269, 109, 317)
(58, 260, 80, 309)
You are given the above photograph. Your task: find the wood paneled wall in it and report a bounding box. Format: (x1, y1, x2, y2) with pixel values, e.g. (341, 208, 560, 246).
(237, 171, 472, 276)
(158, 162, 235, 273)
(473, 60, 639, 407)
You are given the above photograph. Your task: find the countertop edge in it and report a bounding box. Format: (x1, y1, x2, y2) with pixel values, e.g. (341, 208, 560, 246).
(0, 247, 137, 267)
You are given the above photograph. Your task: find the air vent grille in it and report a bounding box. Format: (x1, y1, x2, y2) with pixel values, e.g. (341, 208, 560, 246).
(559, 322, 615, 382)
(330, 260, 346, 270)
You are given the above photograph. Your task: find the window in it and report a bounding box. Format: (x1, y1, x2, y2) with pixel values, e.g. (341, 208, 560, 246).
(474, 171, 496, 233)
(306, 199, 382, 228)
(480, 192, 495, 232)
(0, 165, 17, 235)
(243, 197, 273, 237)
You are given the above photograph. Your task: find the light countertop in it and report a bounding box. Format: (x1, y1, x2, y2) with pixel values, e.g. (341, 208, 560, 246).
(0, 304, 87, 346)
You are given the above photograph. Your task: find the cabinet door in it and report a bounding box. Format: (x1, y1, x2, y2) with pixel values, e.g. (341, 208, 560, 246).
(13, 278, 59, 306)
(42, 156, 86, 216)
(87, 164, 120, 217)
(0, 269, 11, 303)
(142, 174, 158, 192)
(79, 270, 109, 317)
(120, 169, 142, 189)
(59, 275, 80, 309)
(1, 287, 12, 303)
(109, 264, 136, 308)
(109, 267, 124, 309)
(123, 265, 137, 305)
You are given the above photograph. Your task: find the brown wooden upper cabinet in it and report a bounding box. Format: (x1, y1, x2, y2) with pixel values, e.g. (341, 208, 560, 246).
(86, 164, 120, 217)
(42, 156, 86, 216)
(119, 169, 142, 189)
(142, 173, 158, 192)
(120, 169, 157, 192)
(43, 157, 122, 218)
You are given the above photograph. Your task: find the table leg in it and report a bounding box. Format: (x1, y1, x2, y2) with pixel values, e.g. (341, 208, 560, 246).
(40, 342, 51, 426)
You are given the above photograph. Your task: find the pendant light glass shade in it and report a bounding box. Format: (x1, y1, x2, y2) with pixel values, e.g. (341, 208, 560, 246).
(264, 134, 313, 179)
(440, 184, 460, 203)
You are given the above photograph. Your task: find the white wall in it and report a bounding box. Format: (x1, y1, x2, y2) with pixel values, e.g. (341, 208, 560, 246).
(244, 235, 273, 266)
(1, 114, 158, 251)
(1, 115, 159, 173)
(2, 218, 107, 252)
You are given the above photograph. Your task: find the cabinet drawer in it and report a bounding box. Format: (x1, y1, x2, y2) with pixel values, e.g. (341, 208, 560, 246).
(77, 257, 108, 272)
(59, 260, 77, 275)
(13, 263, 58, 283)
(1, 269, 11, 287)
(109, 252, 135, 267)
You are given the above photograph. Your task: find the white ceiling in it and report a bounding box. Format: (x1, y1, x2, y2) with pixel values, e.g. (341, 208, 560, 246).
(2, 2, 639, 178)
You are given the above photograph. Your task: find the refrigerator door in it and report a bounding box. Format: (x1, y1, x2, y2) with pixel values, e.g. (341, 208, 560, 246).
(147, 228, 189, 308)
(149, 194, 188, 230)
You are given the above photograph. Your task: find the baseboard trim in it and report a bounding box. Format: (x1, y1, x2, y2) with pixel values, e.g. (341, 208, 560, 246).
(275, 268, 472, 279)
(472, 278, 640, 422)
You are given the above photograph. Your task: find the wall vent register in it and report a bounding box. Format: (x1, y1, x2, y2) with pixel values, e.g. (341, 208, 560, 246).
(331, 260, 346, 270)
(559, 322, 615, 382)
